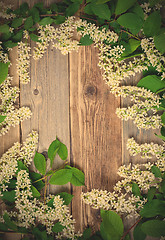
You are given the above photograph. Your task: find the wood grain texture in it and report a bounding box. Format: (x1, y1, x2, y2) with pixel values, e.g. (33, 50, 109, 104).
(69, 45, 122, 232)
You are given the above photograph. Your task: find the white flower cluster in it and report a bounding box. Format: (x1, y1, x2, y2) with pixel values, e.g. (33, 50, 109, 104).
(0, 1, 15, 19)
(14, 170, 81, 239)
(0, 42, 10, 63)
(0, 131, 38, 196)
(114, 86, 161, 129)
(33, 16, 118, 58)
(141, 37, 165, 80)
(0, 76, 32, 135)
(16, 41, 31, 84)
(82, 138, 164, 219)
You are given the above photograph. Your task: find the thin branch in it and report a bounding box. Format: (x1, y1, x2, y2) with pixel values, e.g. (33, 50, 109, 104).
(120, 217, 142, 240)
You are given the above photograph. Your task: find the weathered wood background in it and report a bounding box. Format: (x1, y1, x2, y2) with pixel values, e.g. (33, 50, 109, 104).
(0, 0, 162, 239)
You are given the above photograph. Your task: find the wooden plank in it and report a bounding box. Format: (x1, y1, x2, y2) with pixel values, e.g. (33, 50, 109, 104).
(20, 0, 70, 195)
(70, 45, 122, 232)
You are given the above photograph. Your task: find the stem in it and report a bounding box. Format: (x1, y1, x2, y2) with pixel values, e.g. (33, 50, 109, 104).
(120, 29, 140, 41)
(120, 217, 142, 240)
(156, 88, 165, 94)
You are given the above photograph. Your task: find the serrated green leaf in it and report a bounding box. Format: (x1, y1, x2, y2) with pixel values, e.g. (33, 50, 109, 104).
(137, 75, 165, 93)
(70, 167, 85, 186)
(115, 0, 136, 15)
(3, 213, 18, 231)
(52, 222, 65, 233)
(49, 169, 72, 185)
(143, 11, 161, 37)
(141, 220, 165, 237)
(133, 222, 146, 240)
(11, 18, 23, 29)
(24, 16, 33, 30)
(154, 32, 165, 54)
(100, 210, 124, 240)
(34, 152, 46, 175)
(91, 3, 111, 20)
(151, 165, 162, 178)
(0, 24, 9, 33)
(79, 35, 93, 46)
(57, 141, 68, 160)
(0, 115, 6, 123)
(140, 199, 165, 217)
(57, 192, 74, 205)
(132, 183, 141, 197)
(31, 185, 41, 198)
(117, 13, 143, 34)
(66, 2, 80, 16)
(39, 17, 54, 26)
(0, 62, 9, 84)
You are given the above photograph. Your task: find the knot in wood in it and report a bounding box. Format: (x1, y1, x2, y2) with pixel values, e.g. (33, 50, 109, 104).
(84, 85, 97, 98)
(33, 89, 39, 95)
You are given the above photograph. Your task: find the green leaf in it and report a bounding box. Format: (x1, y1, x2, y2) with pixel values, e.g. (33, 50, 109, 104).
(31, 185, 41, 198)
(96, 0, 111, 3)
(0, 115, 6, 123)
(115, 0, 136, 15)
(141, 220, 165, 237)
(140, 199, 165, 218)
(100, 210, 124, 240)
(79, 35, 93, 46)
(24, 16, 33, 30)
(151, 165, 162, 178)
(29, 7, 40, 24)
(49, 169, 72, 185)
(132, 183, 141, 197)
(66, 2, 80, 16)
(137, 75, 165, 93)
(84, 4, 94, 15)
(48, 139, 60, 167)
(3, 40, 18, 49)
(0, 24, 10, 33)
(121, 39, 141, 57)
(154, 32, 165, 54)
(39, 17, 54, 26)
(8, 179, 17, 189)
(57, 141, 68, 161)
(30, 33, 40, 42)
(29, 172, 45, 190)
(54, 15, 66, 24)
(3, 213, 18, 231)
(34, 2, 44, 10)
(0, 62, 9, 84)
(117, 13, 143, 35)
(34, 152, 46, 175)
(17, 161, 29, 172)
(147, 187, 156, 202)
(70, 167, 85, 186)
(11, 18, 23, 28)
(149, 0, 161, 7)
(57, 192, 74, 205)
(47, 197, 54, 207)
(129, 3, 144, 21)
(52, 222, 65, 233)
(83, 228, 91, 239)
(124, 234, 130, 240)
(91, 3, 111, 20)
(0, 222, 8, 231)
(143, 11, 161, 37)
(20, 2, 29, 16)
(12, 30, 23, 42)
(1, 190, 15, 203)
(155, 133, 165, 141)
(133, 222, 146, 240)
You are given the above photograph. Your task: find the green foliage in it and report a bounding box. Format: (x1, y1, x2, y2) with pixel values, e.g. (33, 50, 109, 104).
(117, 13, 143, 34)
(0, 62, 9, 84)
(0, 115, 6, 123)
(133, 222, 146, 240)
(0, 24, 9, 33)
(0, 222, 8, 231)
(100, 210, 124, 240)
(1, 190, 15, 203)
(69, 167, 85, 186)
(3, 213, 18, 231)
(151, 165, 162, 178)
(82, 228, 91, 239)
(121, 39, 141, 57)
(57, 192, 74, 205)
(140, 199, 165, 218)
(143, 11, 161, 37)
(11, 18, 23, 29)
(141, 220, 165, 237)
(29, 7, 40, 24)
(49, 169, 72, 185)
(137, 75, 165, 93)
(24, 16, 33, 30)
(115, 0, 136, 15)
(12, 30, 23, 42)
(132, 183, 141, 197)
(31, 185, 41, 198)
(17, 161, 29, 172)
(91, 3, 111, 20)
(129, 3, 144, 20)
(154, 32, 165, 54)
(34, 152, 46, 175)
(29, 172, 45, 190)
(52, 222, 65, 233)
(79, 35, 93, 46)
(66, 2, 80, 16)
(39, 17, 54, 26)
(29, 33, 40, 42)
(147, 187, 156, 202)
